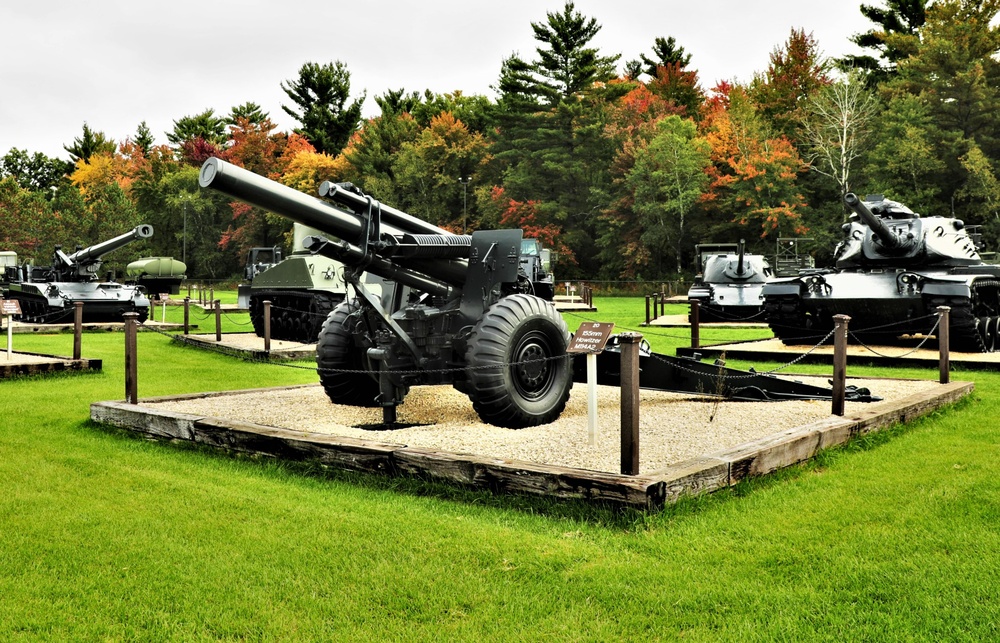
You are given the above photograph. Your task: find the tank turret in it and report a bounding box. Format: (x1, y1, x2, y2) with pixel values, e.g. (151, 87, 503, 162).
(836, 193, 979, 268)
(687, 239, 772, 322)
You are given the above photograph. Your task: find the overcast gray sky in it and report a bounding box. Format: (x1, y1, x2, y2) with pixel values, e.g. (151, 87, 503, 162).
(1, 0, 871, 160)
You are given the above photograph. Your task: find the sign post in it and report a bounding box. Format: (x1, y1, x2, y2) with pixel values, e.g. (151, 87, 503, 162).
(566, 322, 615, 445)
(1, 299, 21, 359)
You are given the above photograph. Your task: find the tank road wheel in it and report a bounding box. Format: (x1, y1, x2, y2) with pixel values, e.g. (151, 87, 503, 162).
(463, 294, 573, 428)
(316, 299, 381, 407)
(980, 317, 996, 352)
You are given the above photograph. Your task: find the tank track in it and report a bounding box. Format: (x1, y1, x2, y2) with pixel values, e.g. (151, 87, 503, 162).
(7, 290, 149, 324)
(249, 290, 344, 343)
(924, 278, 1000, 353)
(766, 279, 1000, 353)
(763, 295, 833, 346)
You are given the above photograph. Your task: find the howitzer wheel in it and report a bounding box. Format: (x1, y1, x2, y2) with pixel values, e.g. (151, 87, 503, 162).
(316, 299, 381, 407)
(463, 294, 573, 428)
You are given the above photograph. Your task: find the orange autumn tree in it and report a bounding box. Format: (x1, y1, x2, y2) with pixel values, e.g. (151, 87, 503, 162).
(67, 147, 143, 247)
(481, 186, 571, 267)
(702, 84, 808, 239)
(597, 81, 694, 278)
(218, 119, 317, 257)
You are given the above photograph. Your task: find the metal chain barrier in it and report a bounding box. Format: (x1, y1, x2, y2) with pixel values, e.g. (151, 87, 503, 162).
(848, 315, 943, 359)
(142, 320, 567, 375)
(649, 328, 837, 381)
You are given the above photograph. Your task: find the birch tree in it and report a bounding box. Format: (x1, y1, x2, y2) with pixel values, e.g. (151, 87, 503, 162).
(801, 69, 880, 199)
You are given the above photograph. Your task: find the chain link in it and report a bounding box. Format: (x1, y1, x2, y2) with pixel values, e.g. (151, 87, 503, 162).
(848, 315, 943, 359)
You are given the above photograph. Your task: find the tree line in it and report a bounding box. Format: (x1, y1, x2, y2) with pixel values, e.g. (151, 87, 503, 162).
(3, 0, 999, 282)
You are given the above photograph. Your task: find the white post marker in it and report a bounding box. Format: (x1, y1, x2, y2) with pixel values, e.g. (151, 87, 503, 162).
(566, 322, 615, 446)
(1, 299, 21, 360)
(586, 352, 598, 444)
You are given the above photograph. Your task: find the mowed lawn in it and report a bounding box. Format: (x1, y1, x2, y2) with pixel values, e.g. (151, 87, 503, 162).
(1, 297, 998, 640)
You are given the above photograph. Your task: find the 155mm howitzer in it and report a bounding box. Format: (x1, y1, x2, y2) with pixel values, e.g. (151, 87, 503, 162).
(199, 157, 572, 428)
(2, 224, 154, 323)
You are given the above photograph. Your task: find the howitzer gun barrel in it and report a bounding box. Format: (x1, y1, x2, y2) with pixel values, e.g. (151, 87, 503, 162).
(198, 157, 469, 288)
(66, 224, 153, 265)
(319, 181, 449, 237)
(844, 192, 902, 250)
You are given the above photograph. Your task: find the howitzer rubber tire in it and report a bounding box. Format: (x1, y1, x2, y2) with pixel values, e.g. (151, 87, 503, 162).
(463, 294, 573, 428)
(316, 299, 381, 407)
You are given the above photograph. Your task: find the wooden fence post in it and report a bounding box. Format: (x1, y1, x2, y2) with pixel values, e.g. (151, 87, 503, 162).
(215, 299, 222, 342)
(124, 312, 138, 404)
(263, 300, 272, 354)
(619, 332, 642, 475)
(183, 297, 190, 335)
(73, 301, 83, 360)
(937, 306, 950, 384)
(689, 299, 700, 350)
(832, 314, 851, 416)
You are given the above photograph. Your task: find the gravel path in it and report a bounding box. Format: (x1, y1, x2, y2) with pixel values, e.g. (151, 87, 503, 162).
(147, 376, 941, 474)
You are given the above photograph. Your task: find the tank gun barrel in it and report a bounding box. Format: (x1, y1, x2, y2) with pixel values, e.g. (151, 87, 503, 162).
(66, 224, 154, 265)
(198, 157, 469, 289)
(737, 238, 746, 276)
(844, 192, 902, 250)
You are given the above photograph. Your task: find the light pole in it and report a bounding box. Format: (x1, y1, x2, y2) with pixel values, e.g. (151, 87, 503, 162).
(182, 199, 188, 266)
(458, 175, 471, 234)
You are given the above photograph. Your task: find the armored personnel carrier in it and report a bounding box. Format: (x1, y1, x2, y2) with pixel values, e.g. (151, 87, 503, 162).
(763, 193, 1000, 352)
(2, 225, 154, 323)
(688, 239, 772, 322)
(239, 223, 349, 343)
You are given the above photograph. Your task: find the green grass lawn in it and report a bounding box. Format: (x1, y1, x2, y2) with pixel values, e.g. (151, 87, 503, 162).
(1, 296, 998, 640)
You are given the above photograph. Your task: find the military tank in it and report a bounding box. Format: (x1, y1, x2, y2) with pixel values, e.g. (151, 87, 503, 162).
(763, 193, 1000, 352)
(688, 239, 772, 322)
(2, 225, 154, 323)
(242, 223, 349, 343)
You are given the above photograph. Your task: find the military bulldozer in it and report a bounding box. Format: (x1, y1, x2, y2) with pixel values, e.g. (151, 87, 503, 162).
(3, 225, 154, 323)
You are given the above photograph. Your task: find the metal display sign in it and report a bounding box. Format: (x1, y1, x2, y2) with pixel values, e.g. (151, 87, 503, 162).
(0, 299, 21, 315)
(567, 322, 615, 354)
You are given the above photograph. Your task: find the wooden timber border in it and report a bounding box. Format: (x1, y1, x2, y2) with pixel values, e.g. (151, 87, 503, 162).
(90, 380, 973, 510)
(171, 333, 316, 361)
(1, 352, 102, 378)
